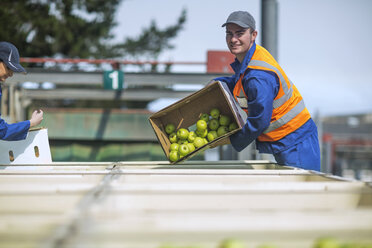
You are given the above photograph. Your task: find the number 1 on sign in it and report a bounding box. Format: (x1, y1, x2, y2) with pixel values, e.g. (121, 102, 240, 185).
(109, 71, 119, 89)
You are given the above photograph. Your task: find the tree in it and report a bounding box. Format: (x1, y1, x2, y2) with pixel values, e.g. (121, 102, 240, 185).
(115, 8, 186, 60)
(0, 0, 120, 58)
(115, 8, 186, 72)
(0, 0, 187, 64)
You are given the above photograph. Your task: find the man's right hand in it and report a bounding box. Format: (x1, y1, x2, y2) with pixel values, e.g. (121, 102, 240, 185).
(30, 109, 44, 128)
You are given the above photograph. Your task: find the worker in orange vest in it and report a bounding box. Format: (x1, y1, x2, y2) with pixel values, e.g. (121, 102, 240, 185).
(214, 11, 320, 171)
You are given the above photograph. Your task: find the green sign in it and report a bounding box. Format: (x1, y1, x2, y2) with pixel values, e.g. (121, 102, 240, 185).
(103, 70, 124, 90)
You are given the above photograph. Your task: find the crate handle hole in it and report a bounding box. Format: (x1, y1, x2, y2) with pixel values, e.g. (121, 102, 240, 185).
(34, 146, 40, 157)
(9, 150, 14, 162)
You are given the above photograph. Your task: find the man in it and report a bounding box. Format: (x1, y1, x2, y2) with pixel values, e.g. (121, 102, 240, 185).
(214, 11, 320, 171)
(0, 41, 43, 141)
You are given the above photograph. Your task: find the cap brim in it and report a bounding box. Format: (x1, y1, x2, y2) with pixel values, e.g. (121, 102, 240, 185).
(5, 61, 27, 74)
(221, 21, 250, 29)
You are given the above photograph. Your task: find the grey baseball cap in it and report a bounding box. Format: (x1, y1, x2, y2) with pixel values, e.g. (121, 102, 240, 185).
(0, 41, 27, 74)
(222, 11, 256, 30)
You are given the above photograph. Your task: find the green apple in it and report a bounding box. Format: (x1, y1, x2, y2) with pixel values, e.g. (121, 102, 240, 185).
(165, 123, 175, 134)
(196, 119, 207, 131)
(313, 238, 340, 248)
(187, 143, 195, 153)
(217, 126, 229, 137)
(199, 113, 210, 122)
(208, 118, 219, 131)
(178, 143, 190, 156)
(177, 139, 188, 145)
(169, 132, 178, 143)
(207, 130, 218, 142)
(257, 245, 278, 248)
(219, 115, 231, 126)
(203, 138, 208, 144)
(188, 131, 197, 143)
(218, 239, 246, 248)
(177, 128, 189, 140)
(193, 137, 205, 148)
(169, 151, 179, 162)
(229, 122, 238, 131)
(158, 244, 180, 248)
(196, 128, 208, 138)
(210, 108, 220, 119)
(170, 143, 179, 151)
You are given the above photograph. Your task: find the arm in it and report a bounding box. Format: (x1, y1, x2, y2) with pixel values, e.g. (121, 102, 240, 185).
(0, 118, 30, 141)
(229, 71, 279, 152)
(0, 109, 44, 141)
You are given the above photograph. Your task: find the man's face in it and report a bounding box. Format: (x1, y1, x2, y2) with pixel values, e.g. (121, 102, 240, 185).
(0, 62, 13, 82)
(225, 23, 257, 62)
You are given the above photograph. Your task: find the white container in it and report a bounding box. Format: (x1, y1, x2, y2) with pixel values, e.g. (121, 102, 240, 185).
(0, 128, 52, 164)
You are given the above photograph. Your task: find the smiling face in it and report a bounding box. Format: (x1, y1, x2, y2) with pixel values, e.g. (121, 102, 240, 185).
(0, 62, 13, 83)
(225, 23, 257, 62)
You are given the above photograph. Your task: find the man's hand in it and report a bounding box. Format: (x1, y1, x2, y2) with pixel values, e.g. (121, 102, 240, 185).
(30, 109, 44, 128)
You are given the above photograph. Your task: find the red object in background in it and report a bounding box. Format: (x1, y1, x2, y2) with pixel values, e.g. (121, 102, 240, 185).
(323, 133, 333, 142)
(207, 51, 235, 73)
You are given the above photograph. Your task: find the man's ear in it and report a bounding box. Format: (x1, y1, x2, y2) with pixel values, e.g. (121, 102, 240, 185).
(251, 30, 258, 42)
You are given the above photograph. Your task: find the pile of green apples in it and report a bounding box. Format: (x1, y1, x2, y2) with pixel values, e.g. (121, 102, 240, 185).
(164, 108, 238, 162)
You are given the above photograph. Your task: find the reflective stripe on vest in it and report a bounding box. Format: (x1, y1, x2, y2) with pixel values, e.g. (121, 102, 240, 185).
(236, 88, 248, 109)
(263, 99, 306, 134)
(249, 60, 293, 109)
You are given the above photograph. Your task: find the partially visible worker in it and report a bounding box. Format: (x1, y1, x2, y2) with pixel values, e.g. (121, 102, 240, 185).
(0, 41, 44, 141)
(213, 11, 320, 171)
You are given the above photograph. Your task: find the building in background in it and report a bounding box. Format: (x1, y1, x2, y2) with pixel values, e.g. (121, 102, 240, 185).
(322, 113, 372, 182)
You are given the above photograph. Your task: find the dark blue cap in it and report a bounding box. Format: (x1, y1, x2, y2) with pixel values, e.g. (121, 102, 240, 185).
(0, 41, 26, 74)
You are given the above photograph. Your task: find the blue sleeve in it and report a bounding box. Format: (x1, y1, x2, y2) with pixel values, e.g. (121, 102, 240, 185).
(229, 71, 279, 152)
(0, 88, 30, 141)
(0, 118, 30, 141)
(213, 76, 236, 93)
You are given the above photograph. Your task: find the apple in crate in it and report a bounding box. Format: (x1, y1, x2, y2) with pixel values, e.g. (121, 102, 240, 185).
(187, 143, 195, 153)
(217, 126, 229, 137)
(165, 123, 175, 134)
(178, 144, 190, 156)
(170, 143, 179, 151)
(207, 130, 218, 142)
(196, 129, 208, 138)
(219, 115, 231, 126)
(208, 118, 219, 131)
(199, 113, 210, 122)
(196, 119, 207, 131)
(169, 151, 180, 162)
(193, 137, 205, 148)
(169, 132, 178, 143)
(177, 128, 189, 140)
(229, 122, 238, 131)
(188, 131, 197, 143)
(210, 108, 220, 119)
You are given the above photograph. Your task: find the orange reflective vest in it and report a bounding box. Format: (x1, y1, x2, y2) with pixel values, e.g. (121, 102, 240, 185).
(233, 45, 311, 142)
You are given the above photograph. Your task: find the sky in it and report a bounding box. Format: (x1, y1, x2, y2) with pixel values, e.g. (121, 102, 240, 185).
(113, 0, 372, 117)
